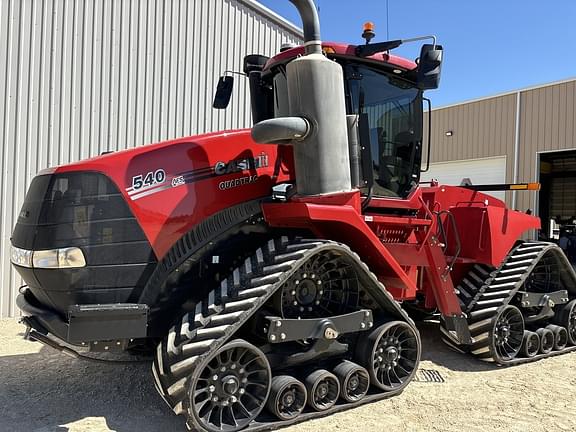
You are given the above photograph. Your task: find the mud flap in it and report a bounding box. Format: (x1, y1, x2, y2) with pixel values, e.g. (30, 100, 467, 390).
(442, 314, 472, 344)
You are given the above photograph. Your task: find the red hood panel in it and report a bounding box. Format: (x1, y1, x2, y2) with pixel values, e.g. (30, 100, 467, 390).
(54, 129, 292, 258)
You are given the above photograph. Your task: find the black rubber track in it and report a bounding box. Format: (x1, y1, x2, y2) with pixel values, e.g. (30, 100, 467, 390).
(152, 237, 420, 431)
(441, 241, 576, 364)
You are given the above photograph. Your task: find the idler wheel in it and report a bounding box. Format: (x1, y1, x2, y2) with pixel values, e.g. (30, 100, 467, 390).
(490, 305, 524, 362)
(355, 321, 420, 392)
(536, 328, 555, 354)
(520, 330, 540, 358)
(333, 360, 370, 402)
(266, 375, 307, 421)
(304, 369, 340, 411)
(546, 324, 568, 350)
(553, 299, 576, 345)
(187, 340, 271, 432)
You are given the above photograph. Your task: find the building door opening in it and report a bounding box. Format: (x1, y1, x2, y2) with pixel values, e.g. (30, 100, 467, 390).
(539, 150, 576, 261)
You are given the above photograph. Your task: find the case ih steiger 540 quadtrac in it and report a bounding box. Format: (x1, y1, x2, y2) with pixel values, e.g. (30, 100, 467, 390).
(11, 1, 576, 431)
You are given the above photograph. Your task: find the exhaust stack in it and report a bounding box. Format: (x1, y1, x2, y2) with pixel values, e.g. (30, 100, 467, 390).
(252, 0, 352, 196)
(288, 0, 322, 55)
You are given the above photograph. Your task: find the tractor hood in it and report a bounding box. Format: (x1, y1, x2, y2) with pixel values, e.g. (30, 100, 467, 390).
(17, 129, 292, 260)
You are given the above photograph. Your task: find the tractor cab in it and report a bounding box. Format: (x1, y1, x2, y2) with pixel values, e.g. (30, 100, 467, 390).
(215, 31, 443, 201)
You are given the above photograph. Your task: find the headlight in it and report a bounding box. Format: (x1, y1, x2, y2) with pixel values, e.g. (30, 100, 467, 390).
(32, 250, 60, 268)
(33, 247, 86, 268)
(10, 246, 33, 268)
(57, 247, 87, 268)
(11, 246, 86, 269)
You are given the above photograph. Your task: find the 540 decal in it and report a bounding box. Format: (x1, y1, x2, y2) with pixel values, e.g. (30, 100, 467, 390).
(131, 169, 166, 190)
(127, 152, 269, 200)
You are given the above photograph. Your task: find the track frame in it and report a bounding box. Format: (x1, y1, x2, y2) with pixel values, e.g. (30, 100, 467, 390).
(153, 237, 421, 431)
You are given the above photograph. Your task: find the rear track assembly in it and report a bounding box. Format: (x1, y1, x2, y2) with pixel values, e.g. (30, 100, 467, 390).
(441, 241, 576, 364)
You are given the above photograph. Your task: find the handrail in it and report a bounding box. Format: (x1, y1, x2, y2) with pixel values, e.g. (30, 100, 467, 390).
(417, 196, 436, 252)
(435, 210, 462, 280)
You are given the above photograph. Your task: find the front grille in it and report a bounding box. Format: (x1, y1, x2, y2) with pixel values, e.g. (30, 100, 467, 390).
(12, 172, 157, 314)
(14, 172, 139, 250)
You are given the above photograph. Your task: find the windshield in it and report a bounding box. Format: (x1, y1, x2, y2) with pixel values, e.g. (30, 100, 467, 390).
(346, 63, 423, 198)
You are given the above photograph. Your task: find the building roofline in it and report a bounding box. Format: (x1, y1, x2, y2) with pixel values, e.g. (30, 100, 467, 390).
(238, 0, 303, 39)
(433, 76, 576, 111)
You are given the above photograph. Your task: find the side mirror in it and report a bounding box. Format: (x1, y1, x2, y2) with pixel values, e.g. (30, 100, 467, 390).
(243, 54, 269, 74)
(417, 44, 443, 90)
(213, 76, 234, 109)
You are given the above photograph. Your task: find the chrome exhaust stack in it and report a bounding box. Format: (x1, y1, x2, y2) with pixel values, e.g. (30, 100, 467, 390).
(251, 0, 352, 196)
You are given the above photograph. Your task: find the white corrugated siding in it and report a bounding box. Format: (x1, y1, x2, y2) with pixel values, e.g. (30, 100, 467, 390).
(0, 0, 301, 318)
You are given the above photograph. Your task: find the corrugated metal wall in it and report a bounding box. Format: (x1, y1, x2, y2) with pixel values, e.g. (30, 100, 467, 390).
(516, 80, 576, 217)
(0, 0, 301, 318)
(428, 79, 576, 211)
(426, 94, 518, 204)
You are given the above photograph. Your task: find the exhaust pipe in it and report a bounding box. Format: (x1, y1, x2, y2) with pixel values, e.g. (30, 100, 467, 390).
(252, 0, 352, 196)
(252, 117, 311, 144)
(288, 0, 321, 55)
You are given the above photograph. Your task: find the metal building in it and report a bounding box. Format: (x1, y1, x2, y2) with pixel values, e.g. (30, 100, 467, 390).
(0, 0, 301, 318)
(422, 78, 576, 241)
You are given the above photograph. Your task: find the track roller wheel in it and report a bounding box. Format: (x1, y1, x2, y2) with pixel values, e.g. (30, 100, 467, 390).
(489, 305, 524, 362)
(536, 328, 554, 354)
(186, 340, 271, 432)
(520, 331, 540, 358)
(304, 370, 340, 411)
(553, 299, 576, 345)
(266, 376, 306, 421)
(356, 321, 419, 392)
(333, 361, 370, 402)
(546, 324, 568, 350)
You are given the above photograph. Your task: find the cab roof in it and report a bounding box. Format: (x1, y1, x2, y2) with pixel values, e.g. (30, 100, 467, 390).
(264, 42, 417, 73)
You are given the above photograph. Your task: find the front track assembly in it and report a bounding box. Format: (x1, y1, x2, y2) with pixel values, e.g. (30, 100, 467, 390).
(442, 241, 576, 364)
(153, 238, 421, 431)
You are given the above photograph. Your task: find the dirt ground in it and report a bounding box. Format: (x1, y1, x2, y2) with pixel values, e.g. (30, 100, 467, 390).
(1, 318, 575, 432)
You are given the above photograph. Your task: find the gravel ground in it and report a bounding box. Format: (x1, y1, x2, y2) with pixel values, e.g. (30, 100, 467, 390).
(1, 318, 575, 432)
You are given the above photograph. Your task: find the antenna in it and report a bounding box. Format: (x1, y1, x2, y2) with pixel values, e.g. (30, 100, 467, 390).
(386, 0, 390, 40)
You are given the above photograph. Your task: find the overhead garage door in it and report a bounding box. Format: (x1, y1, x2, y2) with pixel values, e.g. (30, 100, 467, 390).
(420, 156, 507, 200)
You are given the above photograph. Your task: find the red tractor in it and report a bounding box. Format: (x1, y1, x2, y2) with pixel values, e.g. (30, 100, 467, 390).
(11, 1, 576, 431)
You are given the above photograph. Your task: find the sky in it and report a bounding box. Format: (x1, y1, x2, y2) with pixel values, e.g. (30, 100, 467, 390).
(259, 0, 576, 107)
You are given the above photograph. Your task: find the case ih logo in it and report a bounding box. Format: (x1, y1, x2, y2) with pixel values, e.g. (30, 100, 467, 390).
(214, 152, 269, 176)
(126, 152, 270, 200)
(214, 152, 269, 191)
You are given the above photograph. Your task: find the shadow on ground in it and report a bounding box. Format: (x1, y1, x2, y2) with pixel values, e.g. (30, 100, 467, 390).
(0, 340, 185, 432)
(0, 320, 499, 431)
(416, 321, 498, 372)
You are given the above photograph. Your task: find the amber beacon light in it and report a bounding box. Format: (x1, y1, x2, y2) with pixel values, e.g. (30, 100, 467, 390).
(362, 22, 376, 43)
